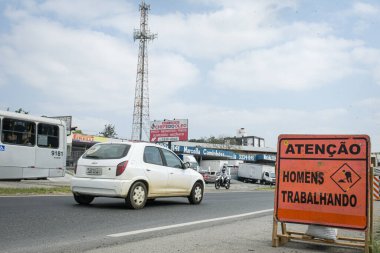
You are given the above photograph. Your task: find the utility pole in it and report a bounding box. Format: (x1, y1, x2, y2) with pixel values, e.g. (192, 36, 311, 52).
(131, 0, 157, 141)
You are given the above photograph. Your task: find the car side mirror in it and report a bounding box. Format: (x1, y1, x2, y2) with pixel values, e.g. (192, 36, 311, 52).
(183, 162, 190, 169)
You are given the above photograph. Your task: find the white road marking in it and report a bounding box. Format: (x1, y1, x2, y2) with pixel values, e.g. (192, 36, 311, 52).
(107, 208, 274, 238)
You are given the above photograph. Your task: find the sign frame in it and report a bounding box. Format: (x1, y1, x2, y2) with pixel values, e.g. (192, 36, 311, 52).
(272, 134, 373, 252)
(49, 116, 72, 134)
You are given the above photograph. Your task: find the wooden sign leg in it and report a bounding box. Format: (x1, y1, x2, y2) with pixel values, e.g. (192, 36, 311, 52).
(272, 216, 280, 247)
(280, 222, 289, 244)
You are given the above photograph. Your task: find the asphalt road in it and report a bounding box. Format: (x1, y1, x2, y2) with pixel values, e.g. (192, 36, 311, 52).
(0, 191, 274, 253)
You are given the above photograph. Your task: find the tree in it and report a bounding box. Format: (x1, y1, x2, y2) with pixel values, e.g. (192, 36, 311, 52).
(99, 124, 117, 138)
(189, 135, 225, 144)
(14, 108, 29, 114)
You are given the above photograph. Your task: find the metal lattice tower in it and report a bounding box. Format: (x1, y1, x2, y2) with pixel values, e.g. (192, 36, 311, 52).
(131, 1, 157, 141)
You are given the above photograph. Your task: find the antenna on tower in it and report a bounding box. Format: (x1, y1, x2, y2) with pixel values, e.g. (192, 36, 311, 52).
(131, 0, 157, 141)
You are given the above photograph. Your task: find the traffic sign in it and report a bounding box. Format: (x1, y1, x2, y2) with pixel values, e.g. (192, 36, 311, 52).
(275, 135, 370, 230)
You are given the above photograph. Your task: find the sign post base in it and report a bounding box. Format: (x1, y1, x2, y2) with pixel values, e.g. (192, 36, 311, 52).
(272, 219, 371, 252)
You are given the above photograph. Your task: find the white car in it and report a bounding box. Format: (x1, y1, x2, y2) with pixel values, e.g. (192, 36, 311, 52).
(71, 142, 204, 209)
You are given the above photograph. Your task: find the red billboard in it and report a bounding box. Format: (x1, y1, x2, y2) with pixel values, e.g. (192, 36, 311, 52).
(150, 119, 188, 142)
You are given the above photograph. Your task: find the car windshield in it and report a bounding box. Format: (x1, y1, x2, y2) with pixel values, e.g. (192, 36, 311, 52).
(82, 144, 131, 159)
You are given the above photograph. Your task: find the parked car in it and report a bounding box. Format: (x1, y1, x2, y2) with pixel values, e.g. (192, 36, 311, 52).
(200, 171, 217, 184)
(71, 142, 205, 209)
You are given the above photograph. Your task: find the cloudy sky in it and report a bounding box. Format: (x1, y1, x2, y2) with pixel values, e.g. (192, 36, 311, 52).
(0, 0, 379, 151)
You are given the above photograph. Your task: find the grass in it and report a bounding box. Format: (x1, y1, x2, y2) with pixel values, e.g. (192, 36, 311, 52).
(0, 186, 71, 195)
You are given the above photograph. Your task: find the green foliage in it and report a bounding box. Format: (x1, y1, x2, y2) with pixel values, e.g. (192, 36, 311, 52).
(72, 129, 83, 134)
(99, 124, 117, 138)
(14, 108, 29, 114)
(0, 186, 71, 195)
(189, 135, 225, 144)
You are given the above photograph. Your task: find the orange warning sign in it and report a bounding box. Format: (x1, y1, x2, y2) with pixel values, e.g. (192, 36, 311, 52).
(275, 135, 370, 230)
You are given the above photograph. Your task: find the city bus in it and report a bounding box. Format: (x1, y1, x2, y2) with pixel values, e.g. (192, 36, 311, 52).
(0, 110, 67, 180)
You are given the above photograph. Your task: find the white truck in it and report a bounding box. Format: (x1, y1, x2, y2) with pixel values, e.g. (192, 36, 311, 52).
(178, 154, 200, 171)
(200, 160, 229, 173)
(238, 163, 276, 185)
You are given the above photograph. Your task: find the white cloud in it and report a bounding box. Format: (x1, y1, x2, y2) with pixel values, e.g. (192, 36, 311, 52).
(151, 1, 299, 60)
(209, 37, 362, 91)
(4, 0, 137, 34)
(0, 4, 201, 123)
(151, 102, 350, 147)
(150, 52, 200, 104)
(72, 116, 110, 135)
(352, 47, 380, 85)
(39, 0, 133, 21)
(356, 97, 380, 108)
(0, 18, 136, 111)
(352, 2, 380, 16)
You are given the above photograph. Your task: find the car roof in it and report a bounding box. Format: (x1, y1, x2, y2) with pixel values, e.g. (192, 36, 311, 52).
(96, 141, 170, 150)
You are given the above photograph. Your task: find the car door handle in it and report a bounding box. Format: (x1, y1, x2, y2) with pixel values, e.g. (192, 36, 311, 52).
(146, 169, 151, 172)
(170, 172, 174, 174)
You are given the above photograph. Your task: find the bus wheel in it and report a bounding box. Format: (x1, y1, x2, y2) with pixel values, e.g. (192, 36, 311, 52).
(73, 194, 94, 205)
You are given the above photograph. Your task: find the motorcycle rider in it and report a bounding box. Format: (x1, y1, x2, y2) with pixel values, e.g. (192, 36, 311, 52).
(221, 165, 228, 184)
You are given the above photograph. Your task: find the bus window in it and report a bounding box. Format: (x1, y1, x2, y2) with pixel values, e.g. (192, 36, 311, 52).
(1, 118, 36, 146)
(37, 123, 59, 148)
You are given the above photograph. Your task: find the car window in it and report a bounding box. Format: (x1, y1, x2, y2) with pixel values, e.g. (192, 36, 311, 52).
(144, 146, 163, 165)
(161, 149, 182, 169)
(82, 144, 130, 159)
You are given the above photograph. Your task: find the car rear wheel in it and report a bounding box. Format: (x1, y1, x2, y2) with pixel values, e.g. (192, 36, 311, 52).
(125, 182, 147, 209)
(73, 194, 94, 205)
(188, 182, 203, 204)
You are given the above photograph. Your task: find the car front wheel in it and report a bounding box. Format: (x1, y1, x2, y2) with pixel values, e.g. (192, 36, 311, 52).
(188, 182, 203, 205)
(125, 182, 147, 209)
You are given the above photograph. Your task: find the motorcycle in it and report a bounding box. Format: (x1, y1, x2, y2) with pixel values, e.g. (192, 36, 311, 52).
(215, 174, 230, 189)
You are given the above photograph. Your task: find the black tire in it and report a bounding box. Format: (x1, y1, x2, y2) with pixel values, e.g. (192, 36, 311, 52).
(125, 182, 147, 209)
(188, 182, 203, 204)
(73, 194, 94, 205)
(225, 180, 230, 189)
(215, 180, 220, 189)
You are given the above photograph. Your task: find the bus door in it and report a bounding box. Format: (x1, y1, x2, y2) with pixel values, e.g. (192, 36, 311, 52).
(35, 123, 66, 177)
(0, 118, 36, 179)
